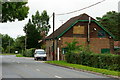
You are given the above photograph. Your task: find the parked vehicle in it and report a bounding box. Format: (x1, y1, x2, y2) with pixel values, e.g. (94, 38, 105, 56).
(34, 49, 47, 61)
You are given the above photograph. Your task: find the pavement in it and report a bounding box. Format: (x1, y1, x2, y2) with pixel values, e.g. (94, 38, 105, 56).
(0, 55, 119, 80)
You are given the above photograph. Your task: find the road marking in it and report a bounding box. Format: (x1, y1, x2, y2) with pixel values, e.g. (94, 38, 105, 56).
(36, 69, 40, 71)
(55, 75, 62, 78)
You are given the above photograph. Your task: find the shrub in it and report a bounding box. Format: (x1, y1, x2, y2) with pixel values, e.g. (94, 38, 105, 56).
(65, 52, 120, 71)
(22, 48, 35, 57)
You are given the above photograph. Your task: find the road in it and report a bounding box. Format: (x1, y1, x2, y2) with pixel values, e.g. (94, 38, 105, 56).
(0, 55, 118, 79)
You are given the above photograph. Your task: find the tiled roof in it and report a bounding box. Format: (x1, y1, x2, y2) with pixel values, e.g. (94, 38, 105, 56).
(46, 13, 114, 40)
(46, 13, 95, 40)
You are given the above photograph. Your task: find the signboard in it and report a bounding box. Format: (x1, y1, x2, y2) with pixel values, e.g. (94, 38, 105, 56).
(73, 26, 85, 34)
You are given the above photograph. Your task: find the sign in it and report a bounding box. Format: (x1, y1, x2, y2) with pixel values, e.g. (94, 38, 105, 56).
(73, 26, 85, 34)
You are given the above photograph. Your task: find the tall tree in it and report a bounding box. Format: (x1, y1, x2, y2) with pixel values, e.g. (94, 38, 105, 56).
(24, 10, 50, 49)
(1, 1, 29, 22)
(32, 10, 50, 37)
(1, 34, 14, 53)
(96, 11, 120, 40)
(24, 19, 41, 49)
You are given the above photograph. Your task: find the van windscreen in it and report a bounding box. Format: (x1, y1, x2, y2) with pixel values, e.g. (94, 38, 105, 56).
(36, 51, 45, 54)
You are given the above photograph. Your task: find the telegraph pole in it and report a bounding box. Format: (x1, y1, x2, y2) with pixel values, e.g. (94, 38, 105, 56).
(53, 12, 55, 60)
(9, 40, 10, 53)
(25, 27, 27, 50)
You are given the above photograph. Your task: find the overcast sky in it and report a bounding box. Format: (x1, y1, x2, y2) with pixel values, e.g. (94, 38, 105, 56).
(0, 0, 119, 38)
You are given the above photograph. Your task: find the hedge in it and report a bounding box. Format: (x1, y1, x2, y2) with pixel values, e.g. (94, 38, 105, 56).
(65, 52, 120, 71)
(22, 48, 35, 57)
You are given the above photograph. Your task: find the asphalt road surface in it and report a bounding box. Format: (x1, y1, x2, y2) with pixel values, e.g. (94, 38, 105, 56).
(0, 55, 118, 79)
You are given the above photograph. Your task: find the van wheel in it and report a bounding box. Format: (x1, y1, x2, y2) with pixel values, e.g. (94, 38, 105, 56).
(36, 58, 38, 61)
(44, 57, 47, 61)
(34, 57, 36, 60)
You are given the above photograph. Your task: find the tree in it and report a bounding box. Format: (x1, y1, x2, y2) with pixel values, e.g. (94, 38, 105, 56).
(1, 34, 14, 53)
(96, 11, 120, 40)
(13, 36, 25, 53)
(24, 19, 41, 49)
(24, 10, 50, 49)
(32, 10, 50, 37)
(2, 2, 29, 22)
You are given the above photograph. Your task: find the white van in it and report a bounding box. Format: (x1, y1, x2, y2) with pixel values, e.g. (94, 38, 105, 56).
(34, 49, 47, 61)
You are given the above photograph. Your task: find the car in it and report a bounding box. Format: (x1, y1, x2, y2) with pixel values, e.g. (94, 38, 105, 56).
(34, 49, 47, 61)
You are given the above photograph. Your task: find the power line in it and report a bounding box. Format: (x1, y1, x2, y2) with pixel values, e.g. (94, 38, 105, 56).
(56, 0, 106, 16)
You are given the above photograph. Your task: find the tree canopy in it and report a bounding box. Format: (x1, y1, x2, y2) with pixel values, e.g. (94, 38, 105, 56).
(13, 35, 25, 52)
(24, 19, 41, 49)
(96, 11, 120, 41)
(1, 34, 14, 53)
(1, 2, 29, 22)
(24, 10, 50, 49)
(32, 10, 50, 36)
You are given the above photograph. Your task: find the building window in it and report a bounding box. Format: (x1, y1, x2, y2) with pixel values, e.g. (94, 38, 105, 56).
(98, 30, 106, 38)
(101, 48, 110, 53)
(62, 48, 68, 54)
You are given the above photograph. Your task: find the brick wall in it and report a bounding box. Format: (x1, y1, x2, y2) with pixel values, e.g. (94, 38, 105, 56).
(90, 38, 110, 53)
(61, 37, 87, 47)
(60, 37, 112, 54)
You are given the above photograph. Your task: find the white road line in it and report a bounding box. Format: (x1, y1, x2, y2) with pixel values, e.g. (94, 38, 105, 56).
(36, 69, 40, 71)
(55, 75, 62, 78)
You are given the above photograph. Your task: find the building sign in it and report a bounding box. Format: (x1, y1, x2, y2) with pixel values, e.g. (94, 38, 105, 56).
(73, 26, 85, 34)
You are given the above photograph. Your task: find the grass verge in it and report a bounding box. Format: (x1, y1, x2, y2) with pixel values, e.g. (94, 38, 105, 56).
(45, 61, 120, 77)
(16, 54, 24, 57)
(0, 53, 16, 55)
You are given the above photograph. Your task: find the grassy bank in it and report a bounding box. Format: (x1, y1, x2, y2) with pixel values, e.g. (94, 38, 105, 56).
(45, 61, 120, 77)
(0, 53, 16, 55)
(16, 54, 24, 57)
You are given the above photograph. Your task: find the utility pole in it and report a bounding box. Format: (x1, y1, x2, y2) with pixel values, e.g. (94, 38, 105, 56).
(25, 27, 27, 50)
(53, 12, 55, 60)
(25, 36, 27, 50)
(9, 39, 10, 53)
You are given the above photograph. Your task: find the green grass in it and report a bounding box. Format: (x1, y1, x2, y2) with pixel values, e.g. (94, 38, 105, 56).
(0, 53, 16, 55)
(16, 54, 24, 57)
(45, 61, 120, 77)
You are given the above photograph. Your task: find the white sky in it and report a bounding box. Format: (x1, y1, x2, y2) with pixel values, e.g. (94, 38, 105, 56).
(0, 0, 119, 38)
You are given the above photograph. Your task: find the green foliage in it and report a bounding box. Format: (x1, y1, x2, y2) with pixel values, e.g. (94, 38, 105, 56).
(24, 19, 41, 49)
(96, 11, 120, 40)
(46, 61, 120, 77)
(65, 39, 81, 54)
(2, 2, 29, 22)
(22, 48, 35, 57)
(115, 49, 120, 55)
(65, 52, 120, 71)
(32, 10, 50, 36)
(24, 10, 50, 49)
(13, 36, 25, 53)
(16, 54, 24, 57)
(65, 39, 91, 54)
(1, 34, 14, 53)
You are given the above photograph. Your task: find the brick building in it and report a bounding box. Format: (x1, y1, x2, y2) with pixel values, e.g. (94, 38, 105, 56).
(45, 13, 115, 60)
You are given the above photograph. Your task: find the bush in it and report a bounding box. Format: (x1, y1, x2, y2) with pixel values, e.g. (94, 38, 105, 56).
(65, 52, 120, 71)
(22, 48, 35, 57)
